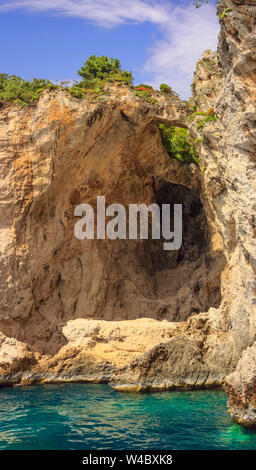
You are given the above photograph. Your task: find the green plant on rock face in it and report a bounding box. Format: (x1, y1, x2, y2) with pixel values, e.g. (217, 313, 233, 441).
(159, 124, 199, 164)
(219, 8, 232, 20)
(160, 83, 173, 94)
(191, 74, 197, 93)
(70, 86, 86, 99)
(134, 89, 158, 104)
(108, 70, 133, 84)
(202, 55, 219, 72)
(0, 74, 58, 106)
(191, 105, 197, 112)
(0, 55, 133, 105)
(197, 112, 217, 129)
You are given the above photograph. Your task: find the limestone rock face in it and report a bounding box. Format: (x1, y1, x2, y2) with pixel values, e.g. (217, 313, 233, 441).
(0, 84, 223, 356)
(101, 0, 256, 403)
(225, 343, 256, 428)
(110, 309, 236, 391)
(0, 0, 256, 429)
(24, 318, 187, 384)
(191, 49, 224, 113)
(191, 0, 256, 360)
(202, 0, 256, 425)
(0, 332, 37, 385)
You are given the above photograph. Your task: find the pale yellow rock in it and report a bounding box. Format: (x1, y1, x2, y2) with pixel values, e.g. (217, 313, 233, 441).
(61, 318, 185, 366)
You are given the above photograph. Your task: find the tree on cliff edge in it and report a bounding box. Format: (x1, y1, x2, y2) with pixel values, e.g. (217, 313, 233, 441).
(78, 55, 133, 84)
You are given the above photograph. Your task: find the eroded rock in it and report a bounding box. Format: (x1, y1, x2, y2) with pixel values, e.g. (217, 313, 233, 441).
(0, 82, 223, 356)
(225, 342, 256, 428)
(0, 0, 256, 430)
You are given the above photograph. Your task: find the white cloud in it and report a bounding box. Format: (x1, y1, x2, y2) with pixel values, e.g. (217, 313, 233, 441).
(0, 0, 220, 98)
(0, 0, 170, 27)
(142, 3, 220, 98)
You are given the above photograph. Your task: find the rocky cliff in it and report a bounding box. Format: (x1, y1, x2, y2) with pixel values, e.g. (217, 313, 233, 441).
(0, 0, 256, 427)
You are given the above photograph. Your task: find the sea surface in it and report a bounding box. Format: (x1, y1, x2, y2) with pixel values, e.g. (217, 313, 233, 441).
(0, 384, 256, 450)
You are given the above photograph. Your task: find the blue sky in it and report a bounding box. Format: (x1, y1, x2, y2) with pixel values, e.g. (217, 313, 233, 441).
(0, 0, 220, 98)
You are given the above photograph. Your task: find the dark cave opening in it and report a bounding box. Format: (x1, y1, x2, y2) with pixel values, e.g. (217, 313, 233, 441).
(135, 178, 226, 322)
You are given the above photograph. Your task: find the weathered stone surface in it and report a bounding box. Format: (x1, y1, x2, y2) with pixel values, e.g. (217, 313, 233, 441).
(0, 0, 256, 429)
(25, 318, 186, 384)
(108, 0, 256, 400)
(0, 82, 224, 356)
(110, 308, 237, 391)
(201, 0, 256, 425)
(192, 0, 256, 361)
(0, 332, 38, 385)
(190, 49, 224, 113)
(225, 342, 256, 428)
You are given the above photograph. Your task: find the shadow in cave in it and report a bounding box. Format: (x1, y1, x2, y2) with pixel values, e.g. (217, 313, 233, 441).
(131, 177, 226, 322)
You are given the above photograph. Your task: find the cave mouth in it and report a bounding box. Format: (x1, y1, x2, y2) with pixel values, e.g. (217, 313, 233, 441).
(131, 178, 226, 323)
(0, 178, 226, 357)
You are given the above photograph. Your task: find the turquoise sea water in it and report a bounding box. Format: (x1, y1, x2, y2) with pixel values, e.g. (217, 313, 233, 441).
(0, 384, 256, 450)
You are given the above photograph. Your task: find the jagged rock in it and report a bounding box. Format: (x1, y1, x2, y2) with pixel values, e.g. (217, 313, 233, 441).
(190, 49, 224, 112)
(225, 342, 256, 428)
(110, 309, 237, 391)
(202, 0, 256, 425)
(0, 332, 38, 385)
(0, 0, 256, 429)
(0, 82, 223, 357)
(24, 318, 186, 384)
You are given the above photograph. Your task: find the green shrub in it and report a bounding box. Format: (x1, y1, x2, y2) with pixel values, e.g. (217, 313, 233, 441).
(69, 55, 133, 98)
(78, 55, 119, 80)
(107, 70, 133, 84)
(159, 124, 199, 164)
(0, 55, 133, 105)
(69, 86, 86, 99)
(77, 55, 133, 85)
(0, 74, 58, 106)
(160, 83, 173, 94)
(134, 90, 157, 104)
(197, 113, 217, 129)
(219, 8, 232, 20)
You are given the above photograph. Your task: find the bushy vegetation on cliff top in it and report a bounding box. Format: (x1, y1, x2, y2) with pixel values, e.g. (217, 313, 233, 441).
(0, 1, 224, 107)
(70, 55, 133, 99)
(0, 74, 59, 106)
(0, 56, 178, 106)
